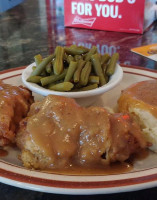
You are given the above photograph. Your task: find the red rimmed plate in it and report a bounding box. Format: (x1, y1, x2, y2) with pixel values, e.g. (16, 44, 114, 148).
(0, 66, 157, 194)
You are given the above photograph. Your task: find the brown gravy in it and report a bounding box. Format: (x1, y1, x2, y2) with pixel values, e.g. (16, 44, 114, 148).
(44, 162, 132, 175)
(43, 149, 149, 175)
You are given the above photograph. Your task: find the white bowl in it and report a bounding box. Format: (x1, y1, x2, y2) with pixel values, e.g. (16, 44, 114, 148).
(22, 62, 123, 106)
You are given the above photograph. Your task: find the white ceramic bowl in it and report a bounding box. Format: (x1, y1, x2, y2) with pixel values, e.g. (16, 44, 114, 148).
(22, 62, 123, 106)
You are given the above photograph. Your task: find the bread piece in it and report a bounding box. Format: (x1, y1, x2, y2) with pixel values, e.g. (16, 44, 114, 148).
(118, 80, 157, 152)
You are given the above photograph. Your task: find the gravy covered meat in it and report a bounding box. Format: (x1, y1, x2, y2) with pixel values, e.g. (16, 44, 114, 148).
(16, 95, 146, 170)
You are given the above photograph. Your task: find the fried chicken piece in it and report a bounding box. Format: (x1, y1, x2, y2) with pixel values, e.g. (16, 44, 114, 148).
(16, 95, 146, 170)
(0, 80, 34, 146)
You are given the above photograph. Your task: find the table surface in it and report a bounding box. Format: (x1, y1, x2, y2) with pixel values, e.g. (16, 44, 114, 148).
(0, 0, 157, 199)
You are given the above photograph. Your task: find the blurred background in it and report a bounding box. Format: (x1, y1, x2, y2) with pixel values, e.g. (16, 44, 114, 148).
(0, 0, 157, 71)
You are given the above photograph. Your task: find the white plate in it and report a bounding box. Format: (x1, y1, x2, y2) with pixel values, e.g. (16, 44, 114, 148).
(0, 66, 157, 195)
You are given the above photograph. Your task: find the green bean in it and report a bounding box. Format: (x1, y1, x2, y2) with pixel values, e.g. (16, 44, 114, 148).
(34, 54, 42, 66)
(64, 46, 89, 55)
(102, 63, 107, 73)
(27, 76, 42, 83)
(52, 58, 55, 66)
(50, 71, 54, 75)
(46, 62, 52, 74)
(50, 70, 55, 76)
(103, 63, 109, 83)
(78, 84, 98, 91)
(49, 82, 74, 91)
(30, 54, 54, 76)
(104, 74, 109, 83)
(88, 76, 99, 84)
(84, 46, 97, 62)
(67, 55, 74, 64)
(41, 69, 47, 77)
(64, 61, 77, 82)
(72, 83, 82, 90)
(73, 60, 86, 83)
(41, 69, 67, 86)
(101, 53, 111, 65)
(106, 53, 119, 76)
(74, 55, 82, 61)
(80, 61, 92, 86)
(63, 53, 68, 61)
(29, 45, 119, 92)
(53, 46, 64, 75)
(91, 54, 106, 86)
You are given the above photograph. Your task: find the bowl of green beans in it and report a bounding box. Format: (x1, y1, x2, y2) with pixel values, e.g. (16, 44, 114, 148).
(22, 45, 123, 106)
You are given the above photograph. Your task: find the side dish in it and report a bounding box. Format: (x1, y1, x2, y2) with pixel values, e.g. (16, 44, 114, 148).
(0, 81, 33, 146)
(26, 45, 119, 92)
(118, 80, 157, 152)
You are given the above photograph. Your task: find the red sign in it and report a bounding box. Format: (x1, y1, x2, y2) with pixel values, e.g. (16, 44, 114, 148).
(64, 0, 155, 34)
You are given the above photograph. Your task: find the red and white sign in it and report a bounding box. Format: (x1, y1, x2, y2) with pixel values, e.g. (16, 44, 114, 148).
(64, 0, 156, 34)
